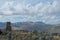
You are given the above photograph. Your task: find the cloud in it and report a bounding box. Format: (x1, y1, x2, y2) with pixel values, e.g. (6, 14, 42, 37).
(0, 1, 14, 15)
(0, 15, 3, 18)
(0, 0, 60, 24)
(0, 0, 59, 15)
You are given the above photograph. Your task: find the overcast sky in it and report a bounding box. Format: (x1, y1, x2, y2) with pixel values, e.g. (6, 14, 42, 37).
(0, 0, 60, 24)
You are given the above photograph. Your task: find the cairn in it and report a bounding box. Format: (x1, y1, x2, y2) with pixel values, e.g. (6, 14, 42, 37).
(6, 22, 12, 31)
(6, 22, 13, 40)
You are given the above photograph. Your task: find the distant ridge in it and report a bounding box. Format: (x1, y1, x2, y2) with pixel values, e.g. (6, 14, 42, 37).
(0, 22, 60, 33)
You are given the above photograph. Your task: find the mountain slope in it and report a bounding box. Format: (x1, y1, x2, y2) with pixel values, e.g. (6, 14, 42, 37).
(0, 22, 60, 33)
(11, 22, 52, 30)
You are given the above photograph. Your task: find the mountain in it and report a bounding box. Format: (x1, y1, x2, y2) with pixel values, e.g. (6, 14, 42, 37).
(0, 22, 52, 30)
(0, 22, 60, 33)
(49, 25, 60, 33)
(0, 22, 6, 29)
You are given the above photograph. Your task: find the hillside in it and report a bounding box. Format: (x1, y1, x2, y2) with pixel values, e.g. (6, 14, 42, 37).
(0, 22, 60, 33)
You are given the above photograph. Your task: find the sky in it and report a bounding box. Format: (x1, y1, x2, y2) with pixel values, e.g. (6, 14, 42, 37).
(0, 0, 60, 24)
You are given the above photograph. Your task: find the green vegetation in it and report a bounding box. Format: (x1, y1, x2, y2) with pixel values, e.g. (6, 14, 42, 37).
(0, 30, 60, 40)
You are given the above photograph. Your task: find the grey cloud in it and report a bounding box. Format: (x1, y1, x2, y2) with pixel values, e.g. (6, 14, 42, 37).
(0, 0, 60, 23)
